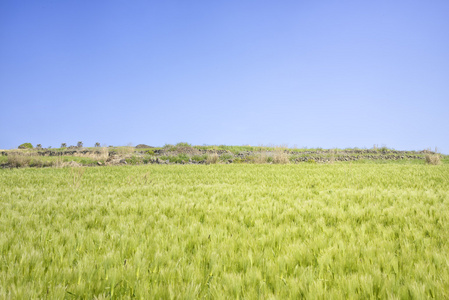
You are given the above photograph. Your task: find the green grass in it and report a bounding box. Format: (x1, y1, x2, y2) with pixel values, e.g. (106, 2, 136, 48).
(0, 164, 448, 298)
(0, 155, 98, 167)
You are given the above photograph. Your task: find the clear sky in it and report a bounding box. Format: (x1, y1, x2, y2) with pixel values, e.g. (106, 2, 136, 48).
(1, 1, 448, 152)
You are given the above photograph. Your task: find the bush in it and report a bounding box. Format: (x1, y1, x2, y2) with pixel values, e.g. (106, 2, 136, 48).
(254, 152, 269, 164)
(425, 154, 441, 165)
(176, 142, 192, 148)
(206, 153, 219, 164)
(125, 156, 143, 165)
(233, 157, 244, 164)
(136, 144, 152, 149)
(143, 155, 156, 164)
(165, 153, 190, 163)
(176, 153, 190, 163)
(380, 145, 389, 152)
(192, 154, 207, 162)
(219, 153, 234, 162)
(8, 154, 31, 167)
(273, 148, 289, 164)
(245, 155, 256, 163)
(18, 143, 33, 149)
(163, 144, 175, 151)
(159, 155, 170, 161)
(29, 158, 53, 168)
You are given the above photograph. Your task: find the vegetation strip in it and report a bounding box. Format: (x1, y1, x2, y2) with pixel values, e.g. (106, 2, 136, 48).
(1, 143, 446, 168)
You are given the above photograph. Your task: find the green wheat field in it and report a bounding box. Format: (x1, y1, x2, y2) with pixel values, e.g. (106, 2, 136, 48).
(1, 163, 448, 298)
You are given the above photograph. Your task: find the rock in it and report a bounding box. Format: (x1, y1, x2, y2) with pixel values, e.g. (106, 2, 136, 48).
(97, 161, 102, 166)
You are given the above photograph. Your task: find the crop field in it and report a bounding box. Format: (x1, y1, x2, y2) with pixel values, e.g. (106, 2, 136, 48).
(1, 163, 448, 298)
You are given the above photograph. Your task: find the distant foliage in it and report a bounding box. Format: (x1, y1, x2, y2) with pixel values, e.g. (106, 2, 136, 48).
(77, 141, 83, 148)
(36, 144, 42, 149)
(176, 142, 192, 148)
(61, 143, 67, 148)
(95, 142, 100, 147)
(18, 143, 33, 149)
(136, 144, 153, 149)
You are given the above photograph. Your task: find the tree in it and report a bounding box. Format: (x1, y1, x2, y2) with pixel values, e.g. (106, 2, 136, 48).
(36, 144, 42, 149)
(95, 142, 100, 147)
(18, 143, 33, 149)
(61, 143, 67, 148)
(77, 141, 83, 148)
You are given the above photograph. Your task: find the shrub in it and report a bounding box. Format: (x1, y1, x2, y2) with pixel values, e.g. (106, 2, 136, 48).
(136, 144, 152, 149)
(29, 158, 53, 168)
(206, 153, 219, 164)
(245, 155, 256, 163)
(159, 155, 170, 161)
(18, 143, 33, 149)
(165, 153, 190, 163)
(253, 152, 268, 164)
(329, 149, 336, 164)
(233, 157, 244, 164)
(176, 142, 192, 148)
(425, 154, 441, 165)
(192, 154, 207, 162)
(125, 156, 143, 165)
(143, 155, 156, 164)
(273, 148, 289, 164)
(219, 153, 234, 162)
(380, 145, 389, 152)
(94, 147, 109, 161)
(176, 153, 190, 163)
(163, 144, 175, 152)
(7, 154, 31, 167)
(115, 146, 134, 155)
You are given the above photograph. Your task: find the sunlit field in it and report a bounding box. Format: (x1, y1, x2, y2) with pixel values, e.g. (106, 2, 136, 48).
(1, 163, 448, 298)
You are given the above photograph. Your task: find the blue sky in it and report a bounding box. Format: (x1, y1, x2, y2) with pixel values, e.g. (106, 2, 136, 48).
(1, 1, 448, 153)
